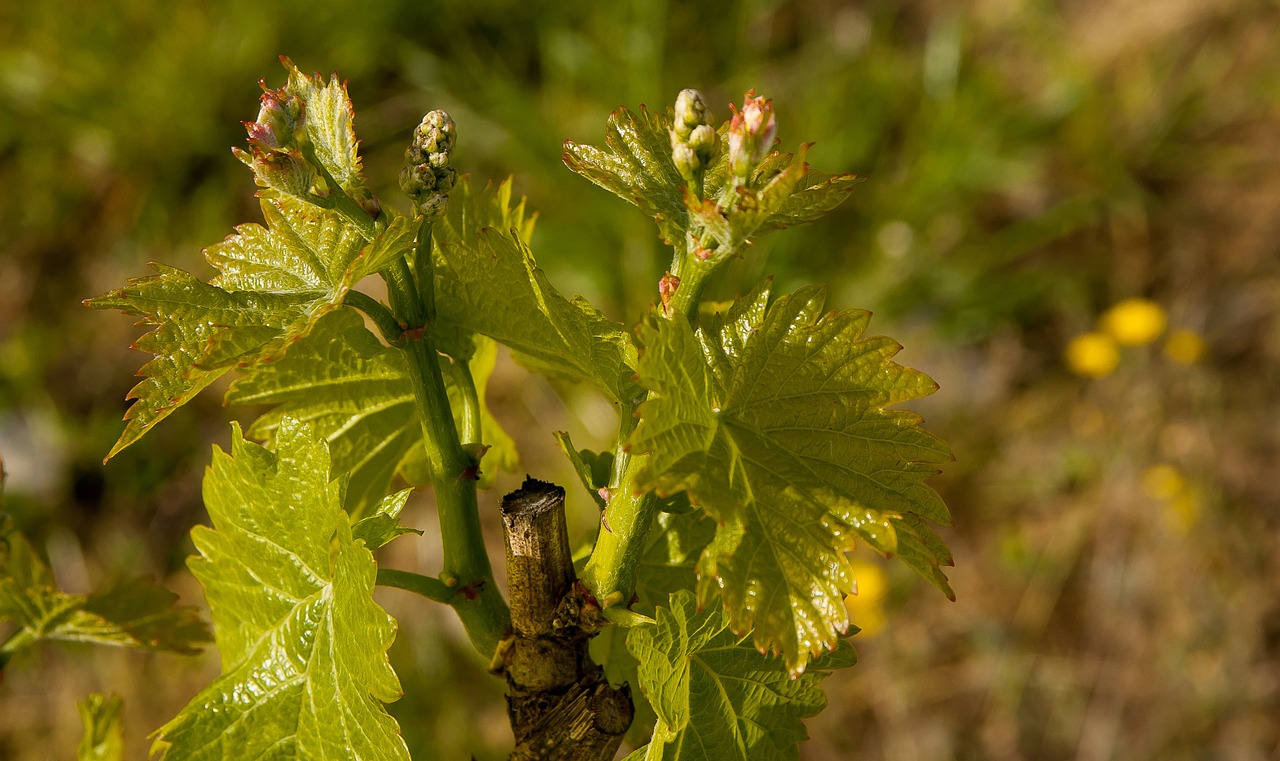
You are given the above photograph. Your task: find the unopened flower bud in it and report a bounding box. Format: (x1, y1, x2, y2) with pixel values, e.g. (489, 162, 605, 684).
(728, 90, 777, 181)
(672, 143, 699, 183)
(249, 87, 306, 152)
(402, 109, 459, 216)
(673, 89, 708, 141)
(687, 124, 717, 165)
(435, 166, 458, 194)
(669, 88, 718, 189)
(415, 110, 456, 162)
(417, 192, 449, 218)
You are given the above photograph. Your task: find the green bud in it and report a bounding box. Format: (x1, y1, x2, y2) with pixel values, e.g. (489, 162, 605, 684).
(669, 88, 716, 192)
(402, 109, 459, 216)
(673, 89, 707, 141)
(672, 143, 699, 184)
(687, 124, 718, 165)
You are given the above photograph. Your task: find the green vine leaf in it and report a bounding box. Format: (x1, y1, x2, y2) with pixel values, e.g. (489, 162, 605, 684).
(563, 105, 689, 245)
(77, 693, 125, 761)
(690, 147, 859, 253)
(87, 56, 408, 460)
(0, 514, 210, 658)
(233, 58, 374, 210)
(351, 489, 421, 551)
(630, 280, 952, 674)
(565, 105, 858, 250)
(225, 309, 517, 515)
(151, 419, 408, 760)
(626, 590, 857, 761)
(633, 511, 717, 615)
(432, 179, 639, 404)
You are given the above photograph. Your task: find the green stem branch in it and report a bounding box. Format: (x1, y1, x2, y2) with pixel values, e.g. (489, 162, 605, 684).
(342, 290, 401, 344)
(376, 569, 457, 604)
(582, 233, 711, 610)
(0, 627, 35, 669)
(385, 237, 510, 657)
(580, 402, 658, 609)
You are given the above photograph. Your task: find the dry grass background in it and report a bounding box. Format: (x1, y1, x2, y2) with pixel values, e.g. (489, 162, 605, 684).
(2, 0, 1278, 758)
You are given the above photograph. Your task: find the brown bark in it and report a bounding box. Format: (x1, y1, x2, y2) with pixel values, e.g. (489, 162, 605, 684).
(491, 478, 633, 760)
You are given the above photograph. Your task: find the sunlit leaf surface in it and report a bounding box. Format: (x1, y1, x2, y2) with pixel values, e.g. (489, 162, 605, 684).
(631, 280, 952, 673)
(626, 590, 857, 760)
(151, 419, 408, 760)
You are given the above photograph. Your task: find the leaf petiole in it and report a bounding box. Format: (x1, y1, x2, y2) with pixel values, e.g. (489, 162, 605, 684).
(375, 568, 458, 605)
(341, 290, 402, 344)
(301, 143, 380, 241)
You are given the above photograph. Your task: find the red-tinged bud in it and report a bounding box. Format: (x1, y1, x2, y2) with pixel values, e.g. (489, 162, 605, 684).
(250, 86, 306, 152)
(659, 272, 680, 314)
(728, 90, 776, 182)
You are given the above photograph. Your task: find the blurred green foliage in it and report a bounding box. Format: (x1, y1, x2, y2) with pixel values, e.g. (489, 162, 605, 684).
(3, 0, 1279, 759)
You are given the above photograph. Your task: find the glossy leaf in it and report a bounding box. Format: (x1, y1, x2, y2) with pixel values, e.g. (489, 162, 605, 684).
(630, 281, 952, 673)
(627, 590, 857, 761)
(77, 693, 124, 761)
(87, 190, 414, 459)
(0, 515, 210, 656)
(554, 430, 611, 510)
(235, 58, 371, 205)
(351, 489, 420, 551)
(691, 146, 858, 254)
(225, 309, 517, 515)
(432, 180, 639, 404)
(151, 419, 408, 760)
(87, 55, 409, 459)
(565, 106, 857, 250)
(563, 105, 688, 244)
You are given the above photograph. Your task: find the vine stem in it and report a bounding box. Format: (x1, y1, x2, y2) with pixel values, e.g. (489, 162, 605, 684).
(376, 568, 457, 604)
(385, 223, 510, 657)
(581, 228, 713, 610)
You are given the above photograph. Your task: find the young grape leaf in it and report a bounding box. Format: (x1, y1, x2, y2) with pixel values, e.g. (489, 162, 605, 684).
(0, 514, 210, 658)
(351, 489, 420, 551)
(225, 308, 517, 515)
(633, 511, 717, 616)
(432, 181, 639, 405)
(565, 105, 857, 250)
(690, 146, 859, 253)
(563, 105, 689, 244)
(626, 590, 857, 761)
(630, 281, 952, 674)
(87, 56, 409, 460)
(234, 58, 375, 210)
(434, 176, 538, 251)
(151, 419, 408, 760)
(77, 693, 124, 761)
(553, 430, 611, 510)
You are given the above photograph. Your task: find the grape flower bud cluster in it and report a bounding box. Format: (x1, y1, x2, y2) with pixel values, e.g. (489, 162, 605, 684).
(238, 84, 325, 199)
(727, 90, 777, 182)
(400, 110, 459, 217)
(669, 89, 719, 191)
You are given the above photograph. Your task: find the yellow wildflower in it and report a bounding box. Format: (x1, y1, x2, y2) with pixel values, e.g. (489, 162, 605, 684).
(1065, 332, 1120, 378)
(1141, 464, 1200, 534)
(1100, 298, 1167, 346)
(1164, 328, 1206, 365)
(1141, 464, 1185, 500)
(845, 559, 888, 638)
